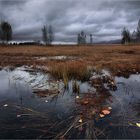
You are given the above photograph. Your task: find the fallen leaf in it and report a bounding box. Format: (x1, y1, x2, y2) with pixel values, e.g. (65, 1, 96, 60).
(111, 81, 115, 85)
(102, 109, 110, 115)
(17, 114, 21, 118)
(3, 104, 8, 107)
(83, 100, 89, 105)
(78, 119, 83, 123)
(76, 96, 80, 99)
(108, 107, 112, 110)
(100, 114, 105, 118)
(45, 100, 48, 103)
(136, 123, 140, 127)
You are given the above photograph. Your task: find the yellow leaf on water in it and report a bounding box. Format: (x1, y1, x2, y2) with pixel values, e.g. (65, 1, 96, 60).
(136, 123, 140, 127)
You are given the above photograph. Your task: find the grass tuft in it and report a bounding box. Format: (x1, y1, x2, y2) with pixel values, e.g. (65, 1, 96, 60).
(48, 61, 91, 81)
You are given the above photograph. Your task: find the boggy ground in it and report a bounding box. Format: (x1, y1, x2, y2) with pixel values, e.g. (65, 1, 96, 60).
(0, 44, 140, 78)
(0, 44, 140, 139)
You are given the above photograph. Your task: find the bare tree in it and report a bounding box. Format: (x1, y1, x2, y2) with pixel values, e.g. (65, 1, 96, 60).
(77, 31, 86, 45)
(121, 27, 131, 44)
(77, 33, 81, 45)
(42, 25, 54, 45)
(90, 34, 93, 44)
(42, 25, 48, 45)
(0, 21, 12, 43)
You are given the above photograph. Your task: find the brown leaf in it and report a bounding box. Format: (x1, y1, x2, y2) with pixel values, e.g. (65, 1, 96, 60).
(102, 109, 110, 115)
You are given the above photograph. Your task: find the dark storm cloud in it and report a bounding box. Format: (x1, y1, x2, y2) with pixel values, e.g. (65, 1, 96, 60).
(0, 0, 140, 43)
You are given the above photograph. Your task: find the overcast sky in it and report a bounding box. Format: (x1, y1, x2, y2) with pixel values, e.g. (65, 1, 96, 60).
(0, 0, 140, 43)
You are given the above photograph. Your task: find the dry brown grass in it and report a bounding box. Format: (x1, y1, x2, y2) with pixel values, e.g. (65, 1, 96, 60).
(0, 44, 140, 77)
(48, 60, 91, 81)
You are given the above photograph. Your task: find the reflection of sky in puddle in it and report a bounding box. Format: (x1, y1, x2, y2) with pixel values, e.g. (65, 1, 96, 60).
(113, 74, 140, 106)
(0, 68, 74, 112)
(0, 67, 139, 139)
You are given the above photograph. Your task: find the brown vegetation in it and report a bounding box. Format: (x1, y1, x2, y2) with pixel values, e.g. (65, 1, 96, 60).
(0, 44, 140, 78)
(48, 60, 91, 81)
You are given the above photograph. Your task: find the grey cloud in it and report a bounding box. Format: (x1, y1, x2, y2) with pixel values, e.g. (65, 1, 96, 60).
(0, 0, 140, 43)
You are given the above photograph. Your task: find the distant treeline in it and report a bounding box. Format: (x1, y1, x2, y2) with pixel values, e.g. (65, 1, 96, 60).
(121, 20, 140, 44)
(0, 19, 140, 45)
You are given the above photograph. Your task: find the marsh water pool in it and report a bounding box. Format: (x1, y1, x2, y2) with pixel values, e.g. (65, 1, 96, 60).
(0, 67, 140, 139)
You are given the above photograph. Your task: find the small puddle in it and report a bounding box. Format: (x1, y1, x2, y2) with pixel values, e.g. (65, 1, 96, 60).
(0, 67, 139, 139)
(36, 56, 78, 61)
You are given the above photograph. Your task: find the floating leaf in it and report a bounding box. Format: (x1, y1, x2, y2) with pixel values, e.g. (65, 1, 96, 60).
(111, 81, 115, 85)
(78, 119, 83, 123)
(108, 107, 112, 110)
(76, 96, 80, 99)
(3, 104, 8, 107)
(83, 100, 89, 105)
(45, 100, 48, 103)
(17, 114, 21, 118)
(100, 114, 105, 118)
(136, 123, 140, 127)
(102, 109, 110, 115)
